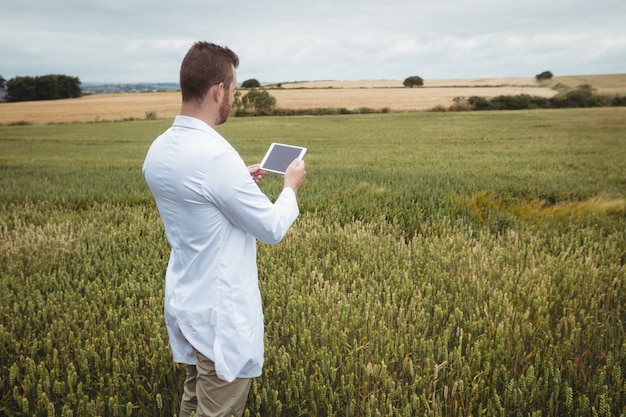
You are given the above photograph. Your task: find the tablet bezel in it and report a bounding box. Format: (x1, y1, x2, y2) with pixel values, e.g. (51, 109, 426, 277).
(259, 143, 307, 174)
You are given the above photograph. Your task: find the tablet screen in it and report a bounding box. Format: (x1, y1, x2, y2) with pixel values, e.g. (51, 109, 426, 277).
(260, 143, 307, 174)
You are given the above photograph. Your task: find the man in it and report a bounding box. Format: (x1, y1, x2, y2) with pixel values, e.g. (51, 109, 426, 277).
(142, 41, 306, 417)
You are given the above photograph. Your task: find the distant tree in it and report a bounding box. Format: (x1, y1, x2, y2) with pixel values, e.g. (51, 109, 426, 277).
(403, 76, 424, 88)
(535, 71, 553, 81)
(5, 74, 81, 102)
(241, 78, 261, 89)
(240, 88, 277, 114)
(0, 74, 5, 89)
(6, 77, 37, 101)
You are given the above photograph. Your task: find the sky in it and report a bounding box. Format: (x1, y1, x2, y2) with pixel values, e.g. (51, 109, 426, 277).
(1, 0, 625, 84)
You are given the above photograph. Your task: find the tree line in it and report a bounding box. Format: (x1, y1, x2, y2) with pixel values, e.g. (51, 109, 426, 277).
(1, 74, 82, 102)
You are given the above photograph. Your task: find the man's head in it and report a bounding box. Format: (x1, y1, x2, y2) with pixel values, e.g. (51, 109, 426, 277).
(180, 41, 239, 124)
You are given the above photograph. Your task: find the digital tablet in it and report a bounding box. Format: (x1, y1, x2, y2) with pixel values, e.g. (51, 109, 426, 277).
(260, 143, 307, 174)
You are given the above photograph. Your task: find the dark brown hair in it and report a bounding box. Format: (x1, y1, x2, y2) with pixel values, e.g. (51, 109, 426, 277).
(179, 41, 239, 103)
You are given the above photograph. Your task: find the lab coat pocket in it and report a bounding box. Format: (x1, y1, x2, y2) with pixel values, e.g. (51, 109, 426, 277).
(170, 304, 218, 326)
(231, 287, 263, 335)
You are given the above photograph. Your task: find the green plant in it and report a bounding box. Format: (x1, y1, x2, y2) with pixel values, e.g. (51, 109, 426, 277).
(452, 85, 621, 112)
(403, 76, 424, 88)
(535, 70, 554, 81)
(1, 109, 625, 416)
(241, 78, 261, 89)
(239, 88, 277, 115)
(5, 74, 82, 102)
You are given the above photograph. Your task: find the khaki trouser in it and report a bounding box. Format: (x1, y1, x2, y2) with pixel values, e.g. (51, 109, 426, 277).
(179, 351, 252, 417)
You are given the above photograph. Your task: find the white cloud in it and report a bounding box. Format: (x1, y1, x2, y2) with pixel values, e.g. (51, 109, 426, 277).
(1, 0, 624, 83)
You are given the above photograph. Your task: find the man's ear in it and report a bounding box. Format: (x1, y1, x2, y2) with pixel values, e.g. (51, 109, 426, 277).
(211, 83, 225, 103)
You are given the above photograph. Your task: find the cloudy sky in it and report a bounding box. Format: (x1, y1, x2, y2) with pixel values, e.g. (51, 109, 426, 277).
(2, 0, 625, 84)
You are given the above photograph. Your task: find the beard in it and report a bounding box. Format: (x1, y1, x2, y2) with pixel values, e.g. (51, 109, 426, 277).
(216, 94, 232, 125)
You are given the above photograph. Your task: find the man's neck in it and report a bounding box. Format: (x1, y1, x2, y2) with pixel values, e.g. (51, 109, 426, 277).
(180, 100, 218, 127)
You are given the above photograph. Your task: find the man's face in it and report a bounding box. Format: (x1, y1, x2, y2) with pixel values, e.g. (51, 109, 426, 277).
(217, 68, 237, 125)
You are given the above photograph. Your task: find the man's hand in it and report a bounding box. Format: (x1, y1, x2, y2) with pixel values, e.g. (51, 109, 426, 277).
(248, 164, 267, 184)
(284, 159, 306, 193)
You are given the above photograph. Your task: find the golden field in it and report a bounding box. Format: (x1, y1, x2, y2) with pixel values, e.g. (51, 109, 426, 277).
(1, 74, 625, 125)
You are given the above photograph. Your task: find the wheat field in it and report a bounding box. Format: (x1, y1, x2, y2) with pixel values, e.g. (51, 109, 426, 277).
(1, 74, 625, 125)
(1, 109, 625, 416)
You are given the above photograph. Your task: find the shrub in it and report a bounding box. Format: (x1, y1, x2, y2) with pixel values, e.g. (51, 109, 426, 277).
(551, 84, 608, 108)
(430, 105, 448, 112)
(239, 88, 277, 115)
(489, 94, 548, 110)
(612, 94, 626, 106)
(467, 96, 492, 110)
(449, 97, 472, 111)
(448, 84, 620, 112)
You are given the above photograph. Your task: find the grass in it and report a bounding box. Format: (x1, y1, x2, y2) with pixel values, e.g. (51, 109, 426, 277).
(1, 108, 625, 416)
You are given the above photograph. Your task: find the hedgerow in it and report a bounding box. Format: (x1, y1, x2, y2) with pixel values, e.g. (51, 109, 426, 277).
(450, 84, 626, 112)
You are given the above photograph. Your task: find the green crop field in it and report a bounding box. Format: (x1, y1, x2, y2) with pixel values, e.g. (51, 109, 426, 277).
(1, 108, 625, 416)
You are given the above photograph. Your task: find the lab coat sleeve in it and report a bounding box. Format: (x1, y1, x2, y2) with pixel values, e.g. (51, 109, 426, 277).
(203, 151, 300, 244)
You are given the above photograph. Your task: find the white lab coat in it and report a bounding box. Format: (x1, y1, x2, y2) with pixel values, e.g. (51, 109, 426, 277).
(143, 116, 299, 382)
